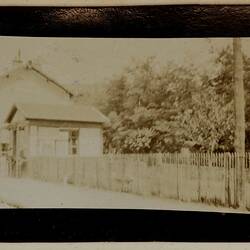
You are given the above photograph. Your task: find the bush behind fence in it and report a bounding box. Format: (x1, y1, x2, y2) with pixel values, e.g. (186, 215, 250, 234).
(22, 153, 250, 210)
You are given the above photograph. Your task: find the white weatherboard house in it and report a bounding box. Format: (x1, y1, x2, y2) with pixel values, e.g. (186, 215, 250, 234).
(5, 103, 108, 158)
(0, 53, 108, 163)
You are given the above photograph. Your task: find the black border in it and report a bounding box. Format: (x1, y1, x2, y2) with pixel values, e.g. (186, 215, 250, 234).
(1, 209, 250, 242)
(1, 5, 250, 37)
(0, 5, 250, 242)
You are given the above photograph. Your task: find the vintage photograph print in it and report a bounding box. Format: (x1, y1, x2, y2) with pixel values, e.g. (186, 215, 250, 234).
(0, 36, 249, 213)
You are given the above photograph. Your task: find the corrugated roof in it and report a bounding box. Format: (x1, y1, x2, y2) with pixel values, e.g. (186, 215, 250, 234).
(5, 103, 109, 124)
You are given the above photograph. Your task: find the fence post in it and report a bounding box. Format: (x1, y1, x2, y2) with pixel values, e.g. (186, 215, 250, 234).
(80, 157, 85, 186)
(136, 154, 140, 195)
(157, 153, 163, 197)
(233, 152, 237, 207)
(176, 153, 179, 200)
(74, 157, 81, 186)
(228, 153, 232, 207)
(95, 157, 99, 189)
(224, 153, 229, 206)
(236, 152, 240, 208)
(108, 154, 112, 191)
(233, 152, 245, 208)
(122, 154, 127, 192)
(197, 153, 201, 202)
(56, 158, 60, 183)
(238, 153, 246, 209)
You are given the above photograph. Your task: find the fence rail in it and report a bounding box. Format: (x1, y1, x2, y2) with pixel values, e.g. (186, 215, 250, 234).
(9, 152, 250, 210)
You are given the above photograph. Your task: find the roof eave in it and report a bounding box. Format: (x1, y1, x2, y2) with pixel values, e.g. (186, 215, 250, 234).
(5, 105, 17, 123)
(30, 65, 74, 98)
(26, 118, 106, 124)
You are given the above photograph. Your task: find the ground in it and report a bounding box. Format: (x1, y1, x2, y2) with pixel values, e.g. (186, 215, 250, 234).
(0, 202, 12, 208)
(0, 177, 246, 212)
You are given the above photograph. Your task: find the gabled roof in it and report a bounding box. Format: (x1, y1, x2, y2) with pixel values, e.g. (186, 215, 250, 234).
(5, 103, 109, 124)
(29, 64, 74, 97)
(0, 61, 74, 97)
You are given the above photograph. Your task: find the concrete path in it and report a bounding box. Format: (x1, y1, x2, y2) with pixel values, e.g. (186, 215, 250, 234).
(0, 177, 246, 213)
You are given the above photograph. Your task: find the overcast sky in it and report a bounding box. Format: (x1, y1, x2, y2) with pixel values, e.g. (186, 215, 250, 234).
(1, 37, 250, 86)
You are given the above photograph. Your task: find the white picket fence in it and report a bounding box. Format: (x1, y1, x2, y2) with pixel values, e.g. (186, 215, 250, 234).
(12, 152, 250, 210)
(0, 155, 9, 177)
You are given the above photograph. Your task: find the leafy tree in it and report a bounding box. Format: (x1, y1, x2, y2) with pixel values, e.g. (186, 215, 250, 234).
(103, 58, 199, 153)
(177, 85, 234, 152)
(75, 45, 250, 154)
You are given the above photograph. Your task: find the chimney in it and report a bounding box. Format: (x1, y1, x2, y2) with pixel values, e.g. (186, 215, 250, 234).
(13, 49, 23, 65)
(26, 60, 33, 69)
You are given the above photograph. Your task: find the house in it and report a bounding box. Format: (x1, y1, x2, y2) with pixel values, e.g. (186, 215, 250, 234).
(0, 52, 108, 162)
(5, 103, 108, 160)
(0, 55, 73, 126)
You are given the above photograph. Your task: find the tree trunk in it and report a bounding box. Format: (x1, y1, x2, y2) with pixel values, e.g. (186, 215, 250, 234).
(233, 37, 246, 208)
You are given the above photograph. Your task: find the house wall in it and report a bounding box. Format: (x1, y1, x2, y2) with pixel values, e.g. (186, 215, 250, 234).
(5, 110, 30, 159)
(29, 124, 103, 157)
(0, 109, 25, 145)
(29, 126, 67, 157)
(11, 110, 26, 123)
(0, 66, 71, 125)
(79, 127, 103, 156)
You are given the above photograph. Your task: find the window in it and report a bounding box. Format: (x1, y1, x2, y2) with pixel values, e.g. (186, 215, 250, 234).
(68, 130, 79, 155)
(59, 128, 79, 156)
(1, 143, 9, 156)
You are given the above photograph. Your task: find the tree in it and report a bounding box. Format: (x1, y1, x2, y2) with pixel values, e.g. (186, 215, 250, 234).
(233, 38, 245, 154)
(206, 44, 250, 151)
(103, 58, 199, 153)
(177, 85, 234, 152)
(233, 38, 246, 208)
(102, 44, 250, 155)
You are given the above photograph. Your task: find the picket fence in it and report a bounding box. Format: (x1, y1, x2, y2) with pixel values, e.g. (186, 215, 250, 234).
(18, 153, 250, 210)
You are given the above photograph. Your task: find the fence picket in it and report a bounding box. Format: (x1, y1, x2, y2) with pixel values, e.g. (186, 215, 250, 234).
(12, 152, 249, 210)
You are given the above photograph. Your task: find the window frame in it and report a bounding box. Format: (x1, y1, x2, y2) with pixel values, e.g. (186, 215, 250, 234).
(59, 128, 79, 156)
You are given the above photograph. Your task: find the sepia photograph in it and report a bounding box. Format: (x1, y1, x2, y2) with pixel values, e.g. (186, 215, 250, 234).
(0, 36, 249, 213)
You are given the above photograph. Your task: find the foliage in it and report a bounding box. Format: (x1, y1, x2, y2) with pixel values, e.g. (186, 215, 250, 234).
(75, 46, 250, 153)
(103, 58, 199, 153)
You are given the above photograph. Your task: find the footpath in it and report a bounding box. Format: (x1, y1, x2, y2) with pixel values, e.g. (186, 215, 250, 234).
(0, 177, 245, 212)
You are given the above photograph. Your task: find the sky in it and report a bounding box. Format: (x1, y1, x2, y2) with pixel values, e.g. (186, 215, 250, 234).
(1, 37, 250, 86)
